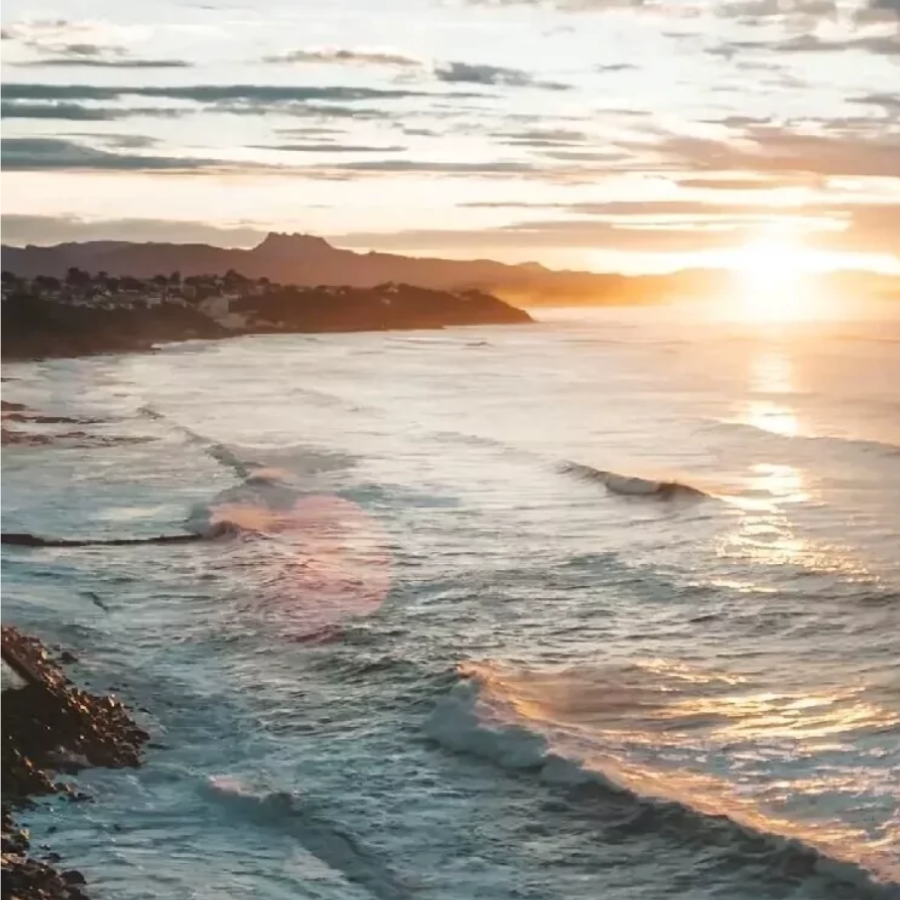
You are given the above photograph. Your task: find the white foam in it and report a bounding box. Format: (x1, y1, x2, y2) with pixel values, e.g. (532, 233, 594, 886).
(429, 667, 900, 893)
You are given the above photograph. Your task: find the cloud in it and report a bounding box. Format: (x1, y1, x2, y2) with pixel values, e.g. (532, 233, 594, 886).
(829, 202, 900, 254)
(252, 143, 407, 153)
(0, 214, 268, 247)
(1, 101, 121, 121)
(331, 200, 900, 256)
(331, 221, 755, 254)
(460, 201, 564, 208)
(1, 82, 442, 104)
(677, 175, 819, 190)
(262, 48, 570, 92)
(263, 47, 421, 67)
(540, 149, 630, 162)
(860, 0, 900, 20)
(12, 33, 193, 69)
(91, 134, 159, 150)
(776, 32, 899, 54)
(433, 62, 570, 90)
(274, 125, 345, 136)
(466, 0, 841, 16)
(218, 102, 390, 119)
(711, 32, 900, 56)
(17, 55, 193, 68)
(1, 137, 224, 171)
(0, 100, 189, 120)
(495, 127, 591, 147)
(463, 0, 652, 11)
(564, 200, 760, 216)
(323, 158, 538, 174)
(632, 125, 900, 180)
(854, 92, 900, 110)
(718, 0, 838, 23)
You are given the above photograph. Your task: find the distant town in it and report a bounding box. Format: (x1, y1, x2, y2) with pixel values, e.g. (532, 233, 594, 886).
(1, 267, 532, 361)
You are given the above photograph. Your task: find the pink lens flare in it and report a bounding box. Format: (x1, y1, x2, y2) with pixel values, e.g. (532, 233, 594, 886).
(211, 493, 393, 637)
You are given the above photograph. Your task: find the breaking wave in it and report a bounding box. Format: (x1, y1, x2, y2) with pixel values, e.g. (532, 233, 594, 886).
(559, 462, 710, 499)
(427, 661, 900, 897)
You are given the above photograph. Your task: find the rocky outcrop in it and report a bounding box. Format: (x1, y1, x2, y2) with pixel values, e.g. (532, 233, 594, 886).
(1, 626, 149, 899)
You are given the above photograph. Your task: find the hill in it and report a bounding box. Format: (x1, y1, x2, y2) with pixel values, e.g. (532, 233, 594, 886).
(0, 232, 698, 305)
(1, 272, 532, 361)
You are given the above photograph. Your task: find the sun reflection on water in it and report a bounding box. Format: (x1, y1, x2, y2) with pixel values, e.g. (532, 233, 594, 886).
(458, 659, 900, 884)
(740, 345, 803, 437)
(745, 401, 800, 437)
(750, 348, 794, 395)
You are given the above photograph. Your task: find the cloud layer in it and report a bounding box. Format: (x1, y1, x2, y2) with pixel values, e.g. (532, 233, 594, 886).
(1, 5, 898, 270)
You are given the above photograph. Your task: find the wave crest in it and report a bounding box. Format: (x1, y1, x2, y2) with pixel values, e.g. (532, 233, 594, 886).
(427, 661, 899, 895)
(560, 463, 709, 499)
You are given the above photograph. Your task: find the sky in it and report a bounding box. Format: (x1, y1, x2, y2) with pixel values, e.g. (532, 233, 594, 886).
(1, 0, 898, 274)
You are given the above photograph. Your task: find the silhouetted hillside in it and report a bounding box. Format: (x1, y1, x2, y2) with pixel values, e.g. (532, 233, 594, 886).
(0, 233, 701, 305)
(1, 272, 532, 360)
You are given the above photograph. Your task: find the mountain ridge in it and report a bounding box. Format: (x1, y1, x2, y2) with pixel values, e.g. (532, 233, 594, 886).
(3, 232, 898, 305)
(0, 232, 683, 305)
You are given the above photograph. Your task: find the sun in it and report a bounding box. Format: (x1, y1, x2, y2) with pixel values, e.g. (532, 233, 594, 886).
(730, 232, 813, 321)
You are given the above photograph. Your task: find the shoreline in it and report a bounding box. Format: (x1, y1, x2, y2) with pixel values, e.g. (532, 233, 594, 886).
(2, 276, 533, 363)
(1, 318, 530, 364)
(1, 626, 149, 899)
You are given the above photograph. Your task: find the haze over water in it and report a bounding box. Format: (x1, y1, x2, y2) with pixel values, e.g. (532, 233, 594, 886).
(3, 300, 899, 899)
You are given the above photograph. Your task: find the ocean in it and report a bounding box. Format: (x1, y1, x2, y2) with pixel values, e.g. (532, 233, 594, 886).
(3, 303, 899, 899)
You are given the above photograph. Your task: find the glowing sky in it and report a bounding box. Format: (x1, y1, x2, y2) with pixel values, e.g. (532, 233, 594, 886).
(1, 0, 898, 272)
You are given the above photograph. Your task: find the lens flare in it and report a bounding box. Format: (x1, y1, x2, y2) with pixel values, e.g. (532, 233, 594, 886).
(210, 492, 392, 638)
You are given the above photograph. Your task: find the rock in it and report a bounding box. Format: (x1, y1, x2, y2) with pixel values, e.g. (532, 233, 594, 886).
(2, 626, 149, 899)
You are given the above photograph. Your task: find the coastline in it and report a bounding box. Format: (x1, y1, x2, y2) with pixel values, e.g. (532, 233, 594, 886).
(1, 626, 149, 899)
(3, 349, 151, 897)
(1, 276, 533, 363)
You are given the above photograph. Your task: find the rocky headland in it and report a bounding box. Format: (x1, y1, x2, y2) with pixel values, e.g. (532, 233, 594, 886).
(1, 270, 532, 361)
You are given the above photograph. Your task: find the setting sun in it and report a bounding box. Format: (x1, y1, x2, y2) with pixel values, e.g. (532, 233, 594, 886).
(731, 234, 813, 321)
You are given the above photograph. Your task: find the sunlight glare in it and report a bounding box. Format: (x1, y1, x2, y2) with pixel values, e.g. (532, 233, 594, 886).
(731, 232, 813, 321)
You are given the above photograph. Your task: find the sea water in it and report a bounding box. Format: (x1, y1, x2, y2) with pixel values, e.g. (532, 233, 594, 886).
(3, 303, 899, 899)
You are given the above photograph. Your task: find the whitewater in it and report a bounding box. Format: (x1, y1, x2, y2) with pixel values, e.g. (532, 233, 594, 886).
(3, 303, 899, 899)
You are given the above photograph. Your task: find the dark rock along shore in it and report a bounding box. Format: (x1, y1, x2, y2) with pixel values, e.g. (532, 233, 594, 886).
(1, 626, 149, 899)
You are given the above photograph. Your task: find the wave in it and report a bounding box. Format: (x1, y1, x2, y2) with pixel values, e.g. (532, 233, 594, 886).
(139, 405, 358, 478)
(707, 419, 900, 459)
(386, 336, 492, 348)
(138, 405, 264, 478)
(559, 462, 710, 499)
(426, 662, 900, 896)
(200, 777, 413, 899)
(187, 479, 392, 636)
